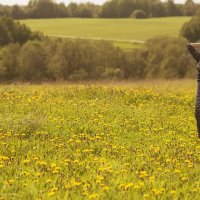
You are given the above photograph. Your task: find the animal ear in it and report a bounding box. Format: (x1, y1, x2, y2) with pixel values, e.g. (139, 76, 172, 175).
(187, 44, 200, 63)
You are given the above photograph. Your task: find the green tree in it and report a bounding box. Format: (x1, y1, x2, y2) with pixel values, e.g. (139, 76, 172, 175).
(11, 5, 25, 19)
(180, 12, 200, 42)
(0, 23, 12, 46)
(145, 36, 191, 78)
(18, 41, 47, 81)
(183, 0, 196, 16)
(68, 3, 79, 17)
(0, 17, 42, 46)
(0, 44, 20, 81)
(100, 0, 119, 18)
(118, 0, 135, 18)
(151, 1, 166, 17)
(165, 0, 180, 16)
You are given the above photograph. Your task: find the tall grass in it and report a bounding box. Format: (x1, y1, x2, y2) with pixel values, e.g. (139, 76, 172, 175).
(0, 80, 199, 199)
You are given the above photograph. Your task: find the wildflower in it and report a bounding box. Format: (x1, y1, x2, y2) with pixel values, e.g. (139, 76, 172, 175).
(143, 194, 149, 198)
(7, 179, 14, 185)
(170, 190, 176, 195)
(149, 176, 155, 183)
(89, 193, 98, 199)
(175, 169, 181, 174)
(46, 179, 53, 183)
(48, 192, 55, 197)
(82, 191, 89, 196)
(51, 187, 58, 192)
(134, 185, 140, 189)
(23, 159, 30, 165)
(139, 171, 148, 178)
(124, 183, 133, 190)
(102, 185, 109, 191)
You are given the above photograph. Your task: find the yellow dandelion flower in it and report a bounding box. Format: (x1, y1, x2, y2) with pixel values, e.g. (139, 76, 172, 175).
(89, 193, 98, 199)
(48, 191, 55, 197)
(103, 186, 109, 191)
(46, 179, 53, 183)
(23, 159, 30, 165)
(170, 190, 176, 195)
(51, 187, 58, 192)
(125, 183, 133, 190)
(143, 194, 149, 198)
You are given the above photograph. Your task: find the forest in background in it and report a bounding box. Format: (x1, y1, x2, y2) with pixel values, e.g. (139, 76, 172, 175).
(0, 0, 199, 19)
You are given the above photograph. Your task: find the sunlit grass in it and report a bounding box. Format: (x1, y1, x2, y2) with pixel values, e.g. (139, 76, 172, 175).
(0, 80, 199, 199)
(21, 17, 190, 50)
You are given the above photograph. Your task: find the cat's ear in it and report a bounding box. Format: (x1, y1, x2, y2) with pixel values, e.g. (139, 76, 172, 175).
(187, 44, 200, 63)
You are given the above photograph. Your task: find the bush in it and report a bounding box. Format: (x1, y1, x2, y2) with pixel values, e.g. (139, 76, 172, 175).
(0, 36, 196, 82)
(0, 44, 20, 81)
(180, 16, 200, 42)
(144, 36, 194, 79)
(46, 39, 125, 80)
(18, 41, 47, 81)
(0, 17, 42, 46)
(130, 10, 147, 19)
(124, 49, 147, 79)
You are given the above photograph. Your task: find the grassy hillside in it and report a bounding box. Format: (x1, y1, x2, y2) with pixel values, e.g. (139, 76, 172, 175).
(21, 17, 190, 50)
(0, 80, 199, 199)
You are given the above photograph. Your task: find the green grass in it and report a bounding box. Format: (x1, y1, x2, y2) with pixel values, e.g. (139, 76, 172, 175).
(21, 17, 190, 50)
(0, 80, 199, 199)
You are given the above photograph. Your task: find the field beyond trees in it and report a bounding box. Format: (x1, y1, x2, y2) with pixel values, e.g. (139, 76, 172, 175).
(0, 81, 199, 199)
(21, 17, 191, 49)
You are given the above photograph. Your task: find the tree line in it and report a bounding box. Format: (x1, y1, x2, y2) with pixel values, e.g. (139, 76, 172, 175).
(0, 0, 199, 19)
(0, 16, 196, 82)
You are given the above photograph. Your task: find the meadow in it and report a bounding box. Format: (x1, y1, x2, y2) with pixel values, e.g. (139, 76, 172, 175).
(0, 80, 199, 199)
(21, 17, 190, 50)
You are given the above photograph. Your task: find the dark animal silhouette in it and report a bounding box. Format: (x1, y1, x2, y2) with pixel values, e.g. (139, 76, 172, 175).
(187, 43, 200, 138)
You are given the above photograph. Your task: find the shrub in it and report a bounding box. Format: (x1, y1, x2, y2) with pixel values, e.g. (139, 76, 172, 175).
(0, 36, 196, 82)
(0, 17, 42, 46)
(180, 16, 200, 42)
(18, 41, 47, 81)
(0, 44, 20, 81)
(130, 10, 147, 19)
(144, 36, 194, 79)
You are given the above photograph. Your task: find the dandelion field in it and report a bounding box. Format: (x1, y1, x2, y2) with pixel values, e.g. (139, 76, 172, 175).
(0, 81, 199, 200)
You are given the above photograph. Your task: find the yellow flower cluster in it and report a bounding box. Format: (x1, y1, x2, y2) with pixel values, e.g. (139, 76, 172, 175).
(0, 82, 199, 199)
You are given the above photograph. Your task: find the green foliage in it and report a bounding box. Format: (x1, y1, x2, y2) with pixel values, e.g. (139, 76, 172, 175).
(0, 22, 12, 46)
(45, 39, 125, 80)
(180, 11, 200, 42)
(165, 0, 181, 16)
(183, 0, 197, 16)
(0, 17, 42, 46)
(145, 36, 194, 79)
(0, 36, 196, 82)
(100, 0, 182, 18)
(27, 0, 69, 18)
(0, 0, 194, 19)
(124, 50, 147, 79)
(151, 1, 167, 17)
(11, 5, 25, 19)
(0, 44, 20, 81)
(18, 41, 47, 81)
(130, 10, 147, 19)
